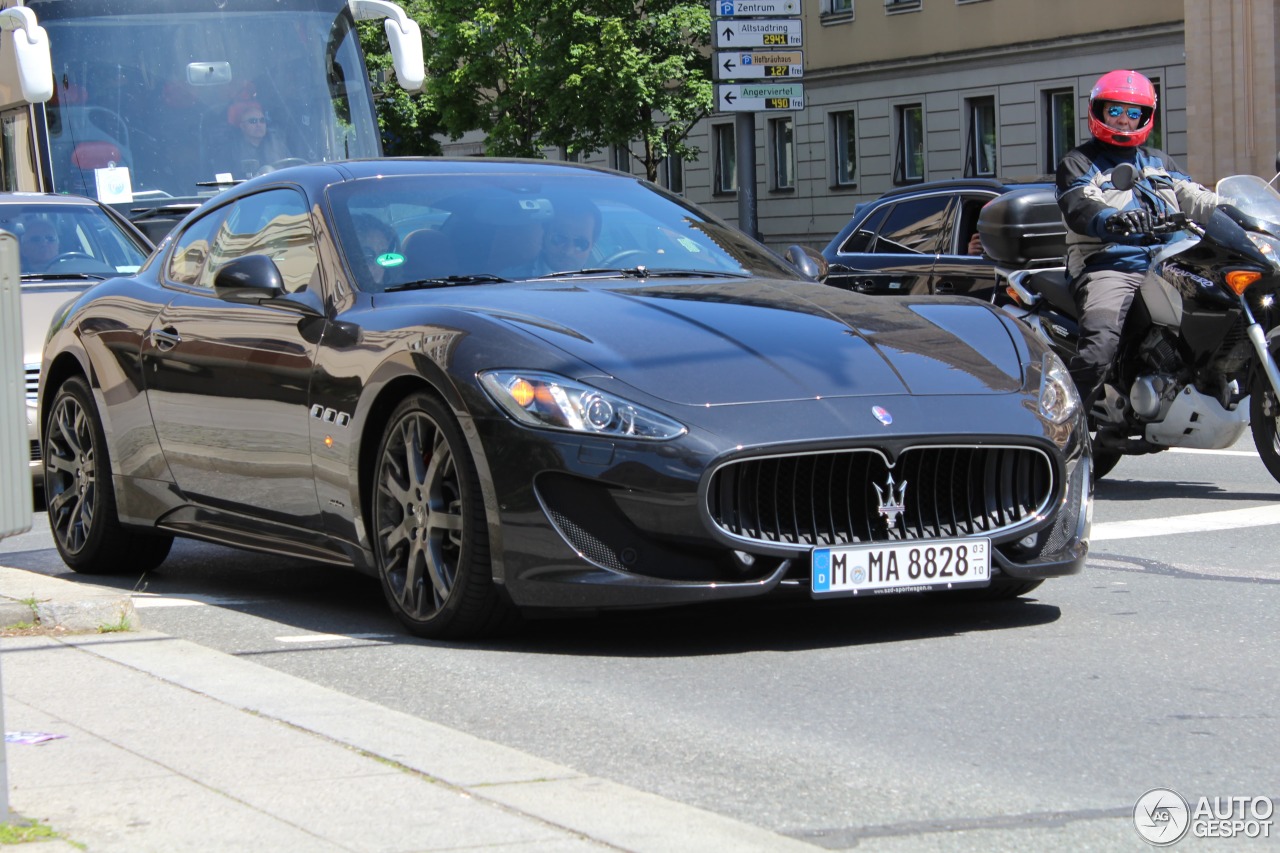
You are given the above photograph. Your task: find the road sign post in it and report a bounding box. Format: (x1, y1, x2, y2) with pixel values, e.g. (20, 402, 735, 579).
(711, 0, 803, 240)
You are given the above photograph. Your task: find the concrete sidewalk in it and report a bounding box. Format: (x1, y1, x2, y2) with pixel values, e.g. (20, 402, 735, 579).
(0, 567, 817, 852)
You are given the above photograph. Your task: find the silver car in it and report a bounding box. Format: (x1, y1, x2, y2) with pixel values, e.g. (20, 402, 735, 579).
(6, 193, 153, 490)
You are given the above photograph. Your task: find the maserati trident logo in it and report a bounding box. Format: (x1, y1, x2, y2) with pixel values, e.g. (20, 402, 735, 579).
(874, 473, 908, 529)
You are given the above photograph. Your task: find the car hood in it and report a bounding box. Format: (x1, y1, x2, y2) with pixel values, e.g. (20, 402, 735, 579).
(453, 279, 1026, 405)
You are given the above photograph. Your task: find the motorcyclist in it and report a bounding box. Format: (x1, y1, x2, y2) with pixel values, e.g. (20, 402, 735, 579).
(1056, 69, 1218, 413)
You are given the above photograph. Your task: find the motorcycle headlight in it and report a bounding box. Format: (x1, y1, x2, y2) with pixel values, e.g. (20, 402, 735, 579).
(1246, 232, 1280, 266)
(1038, 351, 1080, 425)
(480, 370, 687, 440)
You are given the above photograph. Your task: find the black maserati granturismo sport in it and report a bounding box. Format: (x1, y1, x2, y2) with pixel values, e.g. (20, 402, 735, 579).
(40, 158, 1091, 638)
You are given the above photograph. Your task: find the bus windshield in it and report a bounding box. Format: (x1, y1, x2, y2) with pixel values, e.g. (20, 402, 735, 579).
(31, 0, 382, 205)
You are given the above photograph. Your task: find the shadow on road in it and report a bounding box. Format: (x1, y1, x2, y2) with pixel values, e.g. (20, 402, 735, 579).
(3, 537, 1062, 656)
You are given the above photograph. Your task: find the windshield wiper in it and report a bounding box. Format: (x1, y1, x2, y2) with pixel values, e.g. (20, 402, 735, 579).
(20, 272, 108, 282)
(383, 273, 511, 292)
(528, 267, 749, 281)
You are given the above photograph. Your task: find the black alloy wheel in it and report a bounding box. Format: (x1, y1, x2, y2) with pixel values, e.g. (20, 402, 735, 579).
(43, 376, 172, 574)
(372, 392, 516, 638)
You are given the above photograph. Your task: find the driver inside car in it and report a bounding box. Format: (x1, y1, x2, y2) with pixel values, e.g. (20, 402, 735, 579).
(19, 219, 60, 273)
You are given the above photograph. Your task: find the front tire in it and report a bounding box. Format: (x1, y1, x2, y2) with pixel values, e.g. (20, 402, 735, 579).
(1250, 376, 1280, 483)
(43, 376, 173, 574)
(371, 392, 517, 639)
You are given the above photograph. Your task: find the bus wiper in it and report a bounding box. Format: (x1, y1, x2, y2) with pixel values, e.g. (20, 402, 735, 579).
(384, 273, 511, 292)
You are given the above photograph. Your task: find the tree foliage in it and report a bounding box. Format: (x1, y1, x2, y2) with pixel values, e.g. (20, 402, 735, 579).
(418, 0, 713, 177)
(358, 11, 443, 156)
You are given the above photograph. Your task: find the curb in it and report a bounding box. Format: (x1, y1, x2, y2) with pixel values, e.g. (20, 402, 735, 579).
(0, 570, 138, 633)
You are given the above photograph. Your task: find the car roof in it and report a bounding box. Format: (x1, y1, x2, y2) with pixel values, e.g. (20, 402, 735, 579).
(0, 191, 110, 209)
(875, 175, 1054, 201)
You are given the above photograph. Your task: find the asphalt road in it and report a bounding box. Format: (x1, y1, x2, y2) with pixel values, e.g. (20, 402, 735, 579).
(3, 443, 1278, 850)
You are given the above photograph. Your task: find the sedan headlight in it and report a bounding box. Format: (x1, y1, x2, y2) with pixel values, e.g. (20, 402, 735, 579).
(1038, 351, 1080, 425)
(479, 371, 687, 440)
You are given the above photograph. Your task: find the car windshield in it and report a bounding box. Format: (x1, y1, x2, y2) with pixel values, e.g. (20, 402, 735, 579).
(326, 173, 799, 293)
(0, 201, 151, 279)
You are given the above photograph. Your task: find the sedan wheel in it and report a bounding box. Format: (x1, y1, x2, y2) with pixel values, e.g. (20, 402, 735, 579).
(372, 392, 516, 638)
(43, 376, 172, 574)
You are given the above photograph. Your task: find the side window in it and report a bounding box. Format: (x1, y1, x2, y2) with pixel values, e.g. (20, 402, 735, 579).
(873, 196, 950, 255)
(207, 188, 317, 293)
(953, 194, 993, 255)
(167, 207, 228, 289)
(838, 203, 889, 254)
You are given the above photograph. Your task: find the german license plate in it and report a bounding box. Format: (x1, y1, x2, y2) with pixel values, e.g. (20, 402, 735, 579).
(811, 538, 991, 595)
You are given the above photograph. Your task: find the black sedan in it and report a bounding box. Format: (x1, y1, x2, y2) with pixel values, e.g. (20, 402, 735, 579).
(40, 159, 1091, 638)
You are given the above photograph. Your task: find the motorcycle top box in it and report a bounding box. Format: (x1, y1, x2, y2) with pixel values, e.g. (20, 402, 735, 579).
(977, 187, 1068, 266)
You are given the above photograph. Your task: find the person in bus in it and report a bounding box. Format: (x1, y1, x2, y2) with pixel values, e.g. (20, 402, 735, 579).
(222, 100, 290, 179)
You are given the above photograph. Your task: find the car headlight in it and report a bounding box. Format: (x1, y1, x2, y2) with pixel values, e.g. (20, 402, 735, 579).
(479, 371, 687, 440)
(1038, 351, 1080, 425)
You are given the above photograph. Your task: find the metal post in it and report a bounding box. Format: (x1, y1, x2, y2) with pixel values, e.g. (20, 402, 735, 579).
(734, 111, 758, 240)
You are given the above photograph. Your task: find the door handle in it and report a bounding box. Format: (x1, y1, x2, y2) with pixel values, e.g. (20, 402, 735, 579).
(150, 327, 181, 351)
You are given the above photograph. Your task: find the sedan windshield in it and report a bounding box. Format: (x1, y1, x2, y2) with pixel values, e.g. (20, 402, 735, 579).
(0, 202, 151, 278)
(327, 173, 799, 293)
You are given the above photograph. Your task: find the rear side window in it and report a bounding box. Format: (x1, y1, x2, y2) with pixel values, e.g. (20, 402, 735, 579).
(872, 195, 950, 255)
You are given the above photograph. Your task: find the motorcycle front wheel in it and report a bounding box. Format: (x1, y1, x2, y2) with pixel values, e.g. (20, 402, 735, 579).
(1249, 378, 1280, 484)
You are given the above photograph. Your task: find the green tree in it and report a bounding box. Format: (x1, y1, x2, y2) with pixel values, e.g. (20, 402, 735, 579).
(420, 0, 712, 174)
(545, 0, 713, 181)
(358, 11, 443, 156)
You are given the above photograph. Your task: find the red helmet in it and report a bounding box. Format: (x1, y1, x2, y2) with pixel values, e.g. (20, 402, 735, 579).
(1088, 70, 1157, 147)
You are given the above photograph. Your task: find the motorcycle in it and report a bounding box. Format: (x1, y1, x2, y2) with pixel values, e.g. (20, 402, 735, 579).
(977, 160, 1280, 483)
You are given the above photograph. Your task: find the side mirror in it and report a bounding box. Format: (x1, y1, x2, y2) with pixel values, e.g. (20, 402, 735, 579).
(213, 254, 285, 303)
(786, 245, 829, 282)
(1111, 162, 1138, 192)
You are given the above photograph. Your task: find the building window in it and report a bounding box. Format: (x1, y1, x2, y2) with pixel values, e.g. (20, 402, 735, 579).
(965, 97, 997, 177)
(610, 144, 631, 173)
(561, 147, 583, 163)
(822, 0, 853, 18)
(769, 117, 794, 190)
(884, 0, 921, 12)
(714, 124, 737, 194)
(831, 110, 857, 187)
(661, 155, 684, 194)
(1148, 78, 1163, 151)
(894, 103, 924, 184)
(1045, 88, 1075, 172)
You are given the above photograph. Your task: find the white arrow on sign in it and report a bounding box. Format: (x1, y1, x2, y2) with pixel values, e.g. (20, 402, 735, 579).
(714, 19, 803, 48)
(717, 82, 805, 112)
(715, 50, 804, 81)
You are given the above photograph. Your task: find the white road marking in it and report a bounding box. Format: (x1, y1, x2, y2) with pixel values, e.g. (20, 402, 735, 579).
(275, 633, 395, 644)
(1092, 504, 1280, 541)
(131, 594, 252, 608)
(1166, 447, 1258, 457)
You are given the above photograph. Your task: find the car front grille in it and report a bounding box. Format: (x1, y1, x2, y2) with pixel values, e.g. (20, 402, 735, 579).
(25, 364, 38, 403)
(25, 364, 40, 463)
(707, 445, 1054, 547)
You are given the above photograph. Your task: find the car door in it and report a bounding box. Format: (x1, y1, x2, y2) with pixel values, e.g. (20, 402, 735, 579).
(140, 187, 326, 527)
(828, 193, 950, 295)
(928, 191, 1001, 299)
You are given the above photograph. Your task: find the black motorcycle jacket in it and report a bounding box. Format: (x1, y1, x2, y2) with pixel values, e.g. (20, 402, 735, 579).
(1056, 139, 1218, 279)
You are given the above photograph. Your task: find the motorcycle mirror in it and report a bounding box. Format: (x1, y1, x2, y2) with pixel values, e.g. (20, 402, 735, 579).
(1111, 163, 1138, 192)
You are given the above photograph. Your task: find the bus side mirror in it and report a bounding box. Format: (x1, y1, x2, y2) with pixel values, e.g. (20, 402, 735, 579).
(348, 0, 425, 92)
